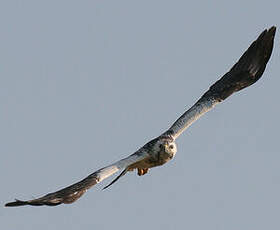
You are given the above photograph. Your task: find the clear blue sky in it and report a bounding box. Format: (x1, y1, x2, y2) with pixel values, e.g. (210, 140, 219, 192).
(1, 1, 279, 229)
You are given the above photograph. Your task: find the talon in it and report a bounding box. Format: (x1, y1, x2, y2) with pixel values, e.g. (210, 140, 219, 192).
(137, 168, 143, 176)
(137, 168, 149, 176)
(142, 168, 149, 175)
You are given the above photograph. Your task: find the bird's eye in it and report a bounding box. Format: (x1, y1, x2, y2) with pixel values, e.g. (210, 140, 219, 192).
(170, 145, 174, 149)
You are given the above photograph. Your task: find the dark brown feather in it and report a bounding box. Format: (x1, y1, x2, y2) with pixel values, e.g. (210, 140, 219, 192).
(5, 27, 276, 208)
(200, 26, 276, 102)
(5, 172, 100, 207)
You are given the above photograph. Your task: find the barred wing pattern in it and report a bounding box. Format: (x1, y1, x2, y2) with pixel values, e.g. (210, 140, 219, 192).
(5, 27, 275, 207)
(5, 151, 149, 206)
(166, 27, 276, 139)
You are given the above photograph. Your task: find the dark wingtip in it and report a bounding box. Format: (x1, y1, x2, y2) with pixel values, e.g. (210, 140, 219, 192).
(269, 26, 276, 34)
(5, 198, 62, 207)
(261, 26, 276, 38)
(265, 26, 276, 45)
(5, 199, 28, 207)
(200, 26, 276, 101)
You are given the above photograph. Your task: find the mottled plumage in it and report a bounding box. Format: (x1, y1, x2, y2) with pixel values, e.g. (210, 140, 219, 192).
(5, 26, 275, 207)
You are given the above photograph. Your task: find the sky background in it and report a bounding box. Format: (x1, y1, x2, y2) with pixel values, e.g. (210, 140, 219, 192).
(1, 1, 279, 229)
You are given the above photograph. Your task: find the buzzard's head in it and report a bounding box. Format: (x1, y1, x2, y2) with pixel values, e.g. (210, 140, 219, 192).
(161, 141, 177, 157)
(155, 138, 177, 162)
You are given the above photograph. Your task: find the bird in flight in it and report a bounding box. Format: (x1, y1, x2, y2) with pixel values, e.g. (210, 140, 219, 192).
(5, 26, 276, 207)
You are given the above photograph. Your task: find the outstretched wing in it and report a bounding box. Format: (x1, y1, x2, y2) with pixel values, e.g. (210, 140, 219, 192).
(165, 27, 276, 139)
(5, 27, 276, 207)
(5, 151, 149, 207)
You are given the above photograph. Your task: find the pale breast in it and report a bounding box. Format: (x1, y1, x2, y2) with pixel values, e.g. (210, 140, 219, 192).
(129, 150, 174, 170)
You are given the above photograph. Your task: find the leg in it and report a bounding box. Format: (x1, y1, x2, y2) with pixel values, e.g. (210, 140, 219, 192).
(137, 168, 149, 176)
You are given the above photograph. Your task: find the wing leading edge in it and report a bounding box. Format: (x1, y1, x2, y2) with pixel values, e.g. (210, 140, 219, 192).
(5, 151, 149, 206)
(5, 26, 276, 207)
(166, 26, 276, 139)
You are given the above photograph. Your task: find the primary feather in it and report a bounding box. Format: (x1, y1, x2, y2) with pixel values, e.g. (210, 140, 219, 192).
(165, 26, 276, 139)
(5, 26, 275, 207)
(5, 151, 150, 206)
